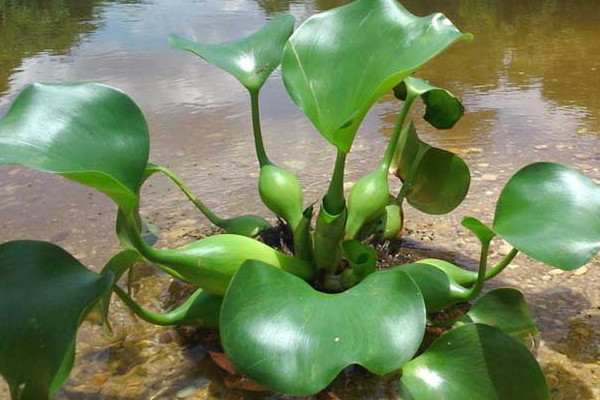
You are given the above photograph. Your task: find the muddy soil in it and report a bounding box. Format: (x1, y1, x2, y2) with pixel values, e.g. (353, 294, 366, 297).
(43, 215, 600, 400)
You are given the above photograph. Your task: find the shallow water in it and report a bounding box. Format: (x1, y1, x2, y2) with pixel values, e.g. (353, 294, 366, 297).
(1, 0, 599, 398)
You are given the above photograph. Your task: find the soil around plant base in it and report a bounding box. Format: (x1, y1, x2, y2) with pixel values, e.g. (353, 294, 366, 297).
(11, 221, 594, 400)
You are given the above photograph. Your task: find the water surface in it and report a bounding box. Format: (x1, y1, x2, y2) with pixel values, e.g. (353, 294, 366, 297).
(1, 0, 599, 398)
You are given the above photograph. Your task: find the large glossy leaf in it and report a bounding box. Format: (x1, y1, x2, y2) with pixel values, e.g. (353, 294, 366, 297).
(394, 76, 464, 129)
(221, 260, 426, 395)
(458, 288, 539, 348)
(395, 122, 470, 214)
(0, 83, 150, 212)
(399, 324, 550, 400)
(0, 241, 114, 400)
(282, 0, 472, 152)
(169, 14, 295, 92)
(493, 162, 600, 270)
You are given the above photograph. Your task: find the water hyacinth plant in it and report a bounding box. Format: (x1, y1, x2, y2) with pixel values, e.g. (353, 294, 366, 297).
(1, 0, 600, 398)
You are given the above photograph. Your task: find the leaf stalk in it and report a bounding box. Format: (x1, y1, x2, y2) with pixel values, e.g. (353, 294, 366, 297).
(324, 149, 347, 215)
(380, 93, 416, 172)
(485, 248, 519, 281)
(113, 285, 219, 328)
(250, 90, 271, 167)
(151, 165, 223, 226)
(466, 241, 490, 300)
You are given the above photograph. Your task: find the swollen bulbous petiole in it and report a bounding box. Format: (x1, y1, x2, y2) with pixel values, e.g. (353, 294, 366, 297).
(345, 169, 389, 240)
(258, 163, 304, 229)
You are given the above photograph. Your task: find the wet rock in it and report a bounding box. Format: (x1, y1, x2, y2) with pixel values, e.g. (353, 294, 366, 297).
(534, 144, 548, 150)
(209, 351, 237, 375)
(545, 286, 570, 295)
(545, 373, 559, 386)
(173, 218, 199, 228)
(481, 174, 498, 181)
(176, 386, 199, 398)
(497, 243, 512, 256)
(573, 266, 588, 276)
(224, 375, 267, 392)
(343, 181, 355, 190)
(50, 231, 70, 242)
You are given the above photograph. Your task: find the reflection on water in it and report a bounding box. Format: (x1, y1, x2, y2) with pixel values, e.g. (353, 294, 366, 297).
(0, 0, 598, 157)
(0, 0, 105, 95)
(0, 0, 599, 399)
(387, 0, 600, 149)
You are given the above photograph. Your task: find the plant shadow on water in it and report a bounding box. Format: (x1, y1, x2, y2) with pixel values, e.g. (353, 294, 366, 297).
(528, 288, 599, 400)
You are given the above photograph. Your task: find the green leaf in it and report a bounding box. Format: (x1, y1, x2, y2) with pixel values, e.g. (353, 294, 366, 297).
(218, 214, 272, 238)
(313, 202, 347, 273)
(360, 201, 404, 240)
(116, 208, 154, 250)
(399, 324, 550, 400)
(0, 241, 114, 400)
(416, 258, 477, 287)
(0, 83, 150, 213)
(380, 203, 404, 240)
(90, 250, 143, 331)
(172, 289, 222, 329)
(341, 239, 377, 283)
(394, 263, 469, 312)
(493, 162, 600, 270)
(292, 205, 314, 261)
(462, 216, 496, 245)
(394, 76, 464, 129)
(114, 165, 162, 250)
(221, 261, 426, 395)
(395, 122, 470, 214)
(113, 285, 222, 329)
(139, 233, 315, 296)
(169, 14, 295, 92)
(282, 0, 472, 152)
(458, 288, 539, 348)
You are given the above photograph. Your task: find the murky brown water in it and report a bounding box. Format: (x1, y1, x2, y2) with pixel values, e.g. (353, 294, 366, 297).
(1, 0, 599, 398)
